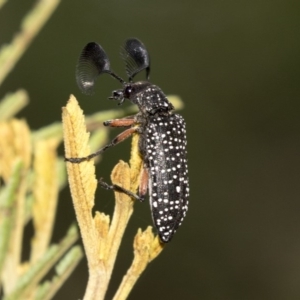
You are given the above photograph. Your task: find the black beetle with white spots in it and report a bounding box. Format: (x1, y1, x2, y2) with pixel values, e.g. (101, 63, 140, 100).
(66, 38, 189, 243)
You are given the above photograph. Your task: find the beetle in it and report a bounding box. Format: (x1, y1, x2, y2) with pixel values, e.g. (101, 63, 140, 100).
(66, 38, 189, 242)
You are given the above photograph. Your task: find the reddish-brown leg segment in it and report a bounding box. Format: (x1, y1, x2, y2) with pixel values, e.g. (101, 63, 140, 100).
(138, 167, 149, 201)
(66, 116, 146, 202)
(65, 117, 137, 163)
(104, 117, 135, 127)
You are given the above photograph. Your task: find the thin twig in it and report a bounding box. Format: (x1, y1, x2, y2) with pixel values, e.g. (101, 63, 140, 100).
(0, 0, 60, 86)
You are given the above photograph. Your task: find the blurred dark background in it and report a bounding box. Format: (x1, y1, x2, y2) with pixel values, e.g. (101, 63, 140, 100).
(1, 0, 300, 299)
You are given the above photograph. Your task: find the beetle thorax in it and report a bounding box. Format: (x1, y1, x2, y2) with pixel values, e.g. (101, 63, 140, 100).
(124, 81, 174, 115)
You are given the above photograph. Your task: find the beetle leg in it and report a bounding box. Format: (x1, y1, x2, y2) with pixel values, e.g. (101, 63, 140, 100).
(138, 167, 149, 202)
(99, 178, 144, 202)
(104, 116, 135, 127)
(65, 126, 137, 163)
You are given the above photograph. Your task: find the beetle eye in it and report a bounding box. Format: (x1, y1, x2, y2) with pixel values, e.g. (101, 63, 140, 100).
(124, 85, 133, 98)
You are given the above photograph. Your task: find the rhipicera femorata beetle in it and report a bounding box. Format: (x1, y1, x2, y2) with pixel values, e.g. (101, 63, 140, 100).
(66, 38, 189, 243)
